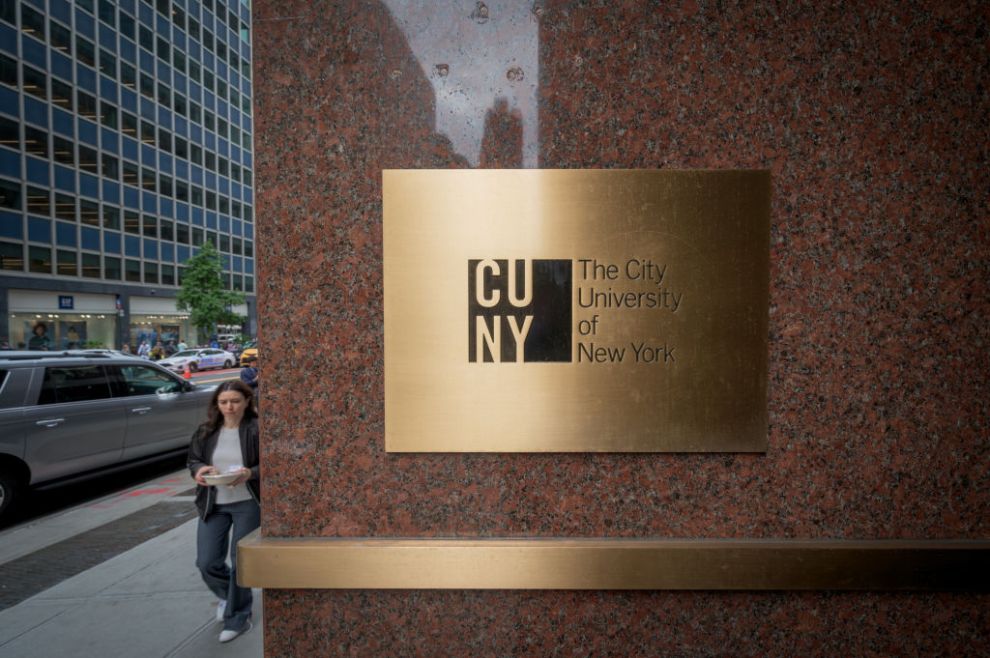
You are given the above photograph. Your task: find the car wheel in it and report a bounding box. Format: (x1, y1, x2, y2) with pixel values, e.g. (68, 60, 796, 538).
(0, 468, 23, 519)
(188, 362, 198, 373)
(223, 360, 233, 369)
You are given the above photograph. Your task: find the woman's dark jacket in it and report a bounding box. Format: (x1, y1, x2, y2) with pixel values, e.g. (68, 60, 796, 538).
(187, 416, 260, 520)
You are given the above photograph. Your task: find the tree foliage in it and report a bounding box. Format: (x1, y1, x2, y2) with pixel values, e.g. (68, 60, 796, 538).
(176, 242, 245, 341)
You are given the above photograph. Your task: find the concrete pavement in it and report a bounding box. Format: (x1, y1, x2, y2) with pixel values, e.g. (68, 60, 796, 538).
(0, 470, 262, 657)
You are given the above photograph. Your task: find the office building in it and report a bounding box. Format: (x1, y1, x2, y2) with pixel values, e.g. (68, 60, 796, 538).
(0, 0, 255, 350)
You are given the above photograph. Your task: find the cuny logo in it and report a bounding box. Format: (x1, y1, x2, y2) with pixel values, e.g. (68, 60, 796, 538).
(468, 259, 572, 362)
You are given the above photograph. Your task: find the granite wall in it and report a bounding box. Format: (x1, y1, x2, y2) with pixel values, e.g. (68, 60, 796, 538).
(253, 1, 989, 655)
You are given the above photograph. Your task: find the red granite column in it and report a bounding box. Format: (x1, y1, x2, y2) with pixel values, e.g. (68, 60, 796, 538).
(253, 0, 989, 654)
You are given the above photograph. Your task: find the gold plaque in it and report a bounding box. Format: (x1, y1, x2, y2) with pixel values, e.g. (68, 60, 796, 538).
(384, 169, 770, 452)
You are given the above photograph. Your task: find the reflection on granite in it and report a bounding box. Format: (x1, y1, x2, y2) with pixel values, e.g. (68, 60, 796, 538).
(254, 0, 988, 653)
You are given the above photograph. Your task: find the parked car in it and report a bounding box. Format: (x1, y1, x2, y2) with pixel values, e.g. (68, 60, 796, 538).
(0, 351, 217, 518)
(157, 348, 236, 374)
(239, 340, 258, 367)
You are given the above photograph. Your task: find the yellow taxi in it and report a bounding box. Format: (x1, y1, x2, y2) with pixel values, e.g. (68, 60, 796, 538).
(239, 340, 258, 367)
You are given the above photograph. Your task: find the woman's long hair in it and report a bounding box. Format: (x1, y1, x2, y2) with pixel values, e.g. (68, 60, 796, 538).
(200, 379, 257, 434)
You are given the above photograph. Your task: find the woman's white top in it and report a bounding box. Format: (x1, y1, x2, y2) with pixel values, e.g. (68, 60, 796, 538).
(213, 426, 252, 504)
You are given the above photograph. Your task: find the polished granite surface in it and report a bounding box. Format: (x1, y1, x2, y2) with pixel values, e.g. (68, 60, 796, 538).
(253, 1, 988, 654)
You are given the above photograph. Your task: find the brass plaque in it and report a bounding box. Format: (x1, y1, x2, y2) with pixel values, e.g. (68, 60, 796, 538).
(383, 169, 770, 452)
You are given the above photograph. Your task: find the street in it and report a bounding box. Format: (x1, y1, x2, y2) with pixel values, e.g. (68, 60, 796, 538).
(0, 367, 262, 657)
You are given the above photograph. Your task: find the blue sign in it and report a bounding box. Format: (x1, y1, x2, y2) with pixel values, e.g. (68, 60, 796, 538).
(58, 295, 74, 310)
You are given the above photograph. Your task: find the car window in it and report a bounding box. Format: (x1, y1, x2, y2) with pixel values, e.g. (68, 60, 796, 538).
(38, 366, 113, 405)
(206, 349, 222, 355)
(116, 365, 183, 396)
(0, 369, 7, 393)
(173, 350, 200, 358)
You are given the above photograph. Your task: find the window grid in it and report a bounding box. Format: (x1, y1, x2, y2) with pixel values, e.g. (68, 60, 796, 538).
(0, 0, 254, 291)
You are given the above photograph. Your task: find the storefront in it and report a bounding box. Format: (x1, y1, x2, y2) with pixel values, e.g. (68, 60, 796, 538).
(6, 290, 118, 350)
(128, 296, 194, 350)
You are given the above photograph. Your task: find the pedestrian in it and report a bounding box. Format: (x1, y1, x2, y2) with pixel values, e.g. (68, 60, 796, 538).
(121, 343, 132, 354)
(187, 380, 260, 644)
(149, 341, 165, 360)
(137, 340, 150, 358)
(239, 355, 259, 406)
(178, 338, 188, 351)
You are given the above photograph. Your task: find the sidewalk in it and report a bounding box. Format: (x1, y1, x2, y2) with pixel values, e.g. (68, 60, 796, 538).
(0, 470, 262, 658)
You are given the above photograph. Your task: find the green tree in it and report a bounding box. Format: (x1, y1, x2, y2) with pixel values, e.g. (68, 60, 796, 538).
(176, 242, 245, 343)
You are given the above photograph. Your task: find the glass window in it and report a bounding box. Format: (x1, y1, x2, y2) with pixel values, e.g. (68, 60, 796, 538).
(161, 263, 174, 285)
(51, 78, 73, 110)
(104, 254, 121, 279)
(102, 153, 119, 179)
(24, 127, 48, 158)
(56, 248, 76, 275)
(176, 222, 188, 243)
(0, 179, 20, 210)
(52, 136, 74, 166)
(38, 366, 112, 404)
(142, 213, 157, 236)
(50, 20, 71, 53)
(156, 36, 169, 62)
(78, 90, 98, 120)
(158, 174, 172, 197)
(21, 4, 46, 41)
(157, 82, 170, 107)
(76, 35, 96, 67)
(140, 72, 154, 98)
(117, 364, 183, 396)
(0, 0, 14, 25)
(157, 128, 171, 152)
(27, 186, 50, 216)
(119, 10, 135, 39)
(139, 25, 153, 51)
(175, 180, 188, 202)
(99, 48, 116, 78)
(189, 102, 202, 124)
(28, 245, 51, 273)
(143, 260, 157, 283)
(101, 101, 118, 129)
(141, 167, 155, 190)
(80, 199, 100, 225)
(124, 209, 140, 233)
(0, 53, 17, 87)
(103, 204, 120, 229)
(121, 61, 137, 90)
(55, 192, 75, 221)
(125, 257, 140, 281)
(122, 111, 138, 136)
(174, 93, 187, 117)
(0, 116, 19, 149)
(192, 227, 203, 245)
(98, 0, 115, 26)
(79, 145, 99, 173)
(244, 240, 253, 258)
(0, 241, 23, 270)
(219, 234, 229, 252)
(82, 251, 100, 278)
(140, 120, 155, 144)
(122, 160, 139, 185)
(23, 65, 47, 100)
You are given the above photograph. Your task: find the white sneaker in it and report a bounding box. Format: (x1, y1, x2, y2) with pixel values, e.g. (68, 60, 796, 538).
(215, 600, 226, 623)
(219, 621, 252, 643)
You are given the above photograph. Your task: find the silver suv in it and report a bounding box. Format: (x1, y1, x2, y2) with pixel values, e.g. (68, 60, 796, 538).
(0, 351, 217, 518)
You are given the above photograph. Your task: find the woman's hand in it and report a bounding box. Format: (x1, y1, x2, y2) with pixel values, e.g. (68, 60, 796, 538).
(227, 467, 252, 487)
(194, 465, 217, 486)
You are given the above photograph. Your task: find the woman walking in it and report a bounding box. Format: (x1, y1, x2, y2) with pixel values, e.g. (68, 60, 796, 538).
(187, 380, 260, 643)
